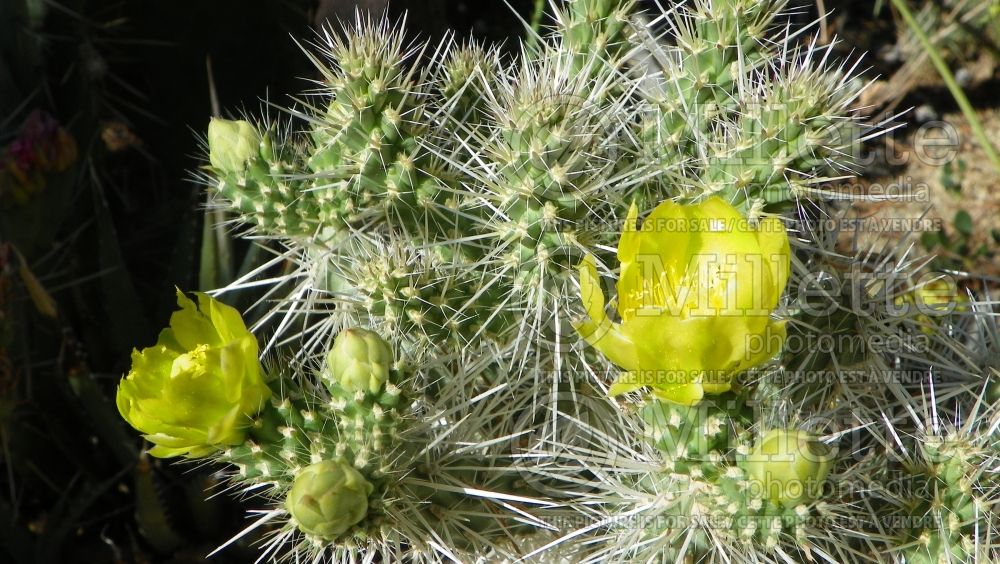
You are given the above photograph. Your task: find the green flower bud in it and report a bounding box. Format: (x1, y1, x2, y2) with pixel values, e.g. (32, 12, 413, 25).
(745, 429, 833, 509)
(285, 460, 374, 539)
(207, 118, 260, 174)
(116, 290, 271, 458)
(325, 328, 393, 395)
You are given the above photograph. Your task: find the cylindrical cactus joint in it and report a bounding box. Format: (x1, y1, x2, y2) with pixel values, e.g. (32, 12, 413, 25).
(208, 118, 260, 174)
(745, 429, 834, 509)
(284, 459, 374, 539)
(324, 328, 393, 396)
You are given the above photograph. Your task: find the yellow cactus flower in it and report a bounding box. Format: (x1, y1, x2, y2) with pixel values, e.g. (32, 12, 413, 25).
(116, 290, 271, 458)
(574, 197, 790, 405)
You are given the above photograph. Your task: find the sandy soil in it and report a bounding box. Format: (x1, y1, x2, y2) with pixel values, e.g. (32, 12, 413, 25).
(846, 107, 1000, 278)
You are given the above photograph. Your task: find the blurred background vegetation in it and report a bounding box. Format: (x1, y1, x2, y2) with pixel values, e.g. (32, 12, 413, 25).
(1, 0, 998, 562)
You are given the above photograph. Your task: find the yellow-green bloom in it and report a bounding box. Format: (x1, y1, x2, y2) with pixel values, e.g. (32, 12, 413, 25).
(116, 290, 271, 458)
(574, 196, 790, 405)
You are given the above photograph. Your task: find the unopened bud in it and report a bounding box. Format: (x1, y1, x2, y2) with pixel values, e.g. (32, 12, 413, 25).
(325, 328, 393, 396)
(285, 459, 373, 539)
(745, 429, 833, 509)
(208, 118, 260, 174)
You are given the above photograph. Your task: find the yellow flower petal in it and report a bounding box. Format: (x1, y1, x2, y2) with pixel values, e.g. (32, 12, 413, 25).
(575, 196, 791, 406)
(206, 292, 253, 343)
(617, 198, 691, 320)
(148, 444, 193, 458)
(617, 202, 640, 264)
(608, 371, 644, 397)
(736, 319, 786, 374)
(578, 254, 607, 326)
(650, 382, 704, 406)
(575, 319, 644, 376)
(170, 290, 223, 350)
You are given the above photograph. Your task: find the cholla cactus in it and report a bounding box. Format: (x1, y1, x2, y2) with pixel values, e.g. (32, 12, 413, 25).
(860, 380, 1000, 563)
(628, 0, 868, 213)
(111, 0, 1000, 562)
